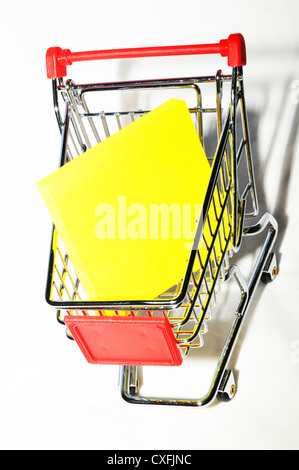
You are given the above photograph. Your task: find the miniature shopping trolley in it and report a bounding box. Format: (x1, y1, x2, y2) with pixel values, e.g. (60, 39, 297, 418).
(44, 33, 278, 406)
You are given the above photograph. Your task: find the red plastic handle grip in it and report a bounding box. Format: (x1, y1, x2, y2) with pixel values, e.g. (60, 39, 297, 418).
(46, 33, 246, 79)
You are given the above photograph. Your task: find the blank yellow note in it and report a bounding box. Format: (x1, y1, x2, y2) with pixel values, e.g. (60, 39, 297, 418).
(37, 99, 212, 301)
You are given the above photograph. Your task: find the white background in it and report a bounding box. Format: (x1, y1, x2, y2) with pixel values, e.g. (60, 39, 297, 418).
(0, 0, 299, 450)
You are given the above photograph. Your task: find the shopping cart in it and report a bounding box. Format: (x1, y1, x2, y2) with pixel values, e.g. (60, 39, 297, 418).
(44, 33, 278, 406)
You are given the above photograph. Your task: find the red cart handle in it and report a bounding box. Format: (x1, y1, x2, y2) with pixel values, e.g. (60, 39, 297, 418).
(46, 33, 246, 79)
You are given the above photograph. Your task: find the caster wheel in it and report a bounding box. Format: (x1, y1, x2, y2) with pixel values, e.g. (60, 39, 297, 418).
(217, 369, 236, 402)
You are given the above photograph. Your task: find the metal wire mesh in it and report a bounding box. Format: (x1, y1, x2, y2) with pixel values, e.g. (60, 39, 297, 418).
(46, 71, 255, 354)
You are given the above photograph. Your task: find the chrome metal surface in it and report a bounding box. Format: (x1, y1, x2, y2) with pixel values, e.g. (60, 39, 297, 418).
(119, 213, 278, 406)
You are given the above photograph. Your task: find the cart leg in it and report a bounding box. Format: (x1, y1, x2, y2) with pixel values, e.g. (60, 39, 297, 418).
(119, 213, 278, 406)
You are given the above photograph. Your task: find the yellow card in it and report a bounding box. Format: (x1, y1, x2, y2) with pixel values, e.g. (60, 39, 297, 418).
(37, 99, 212, 301)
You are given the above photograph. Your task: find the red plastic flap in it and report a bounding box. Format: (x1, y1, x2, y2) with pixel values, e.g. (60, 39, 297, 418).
(64, 315, 183, 366)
